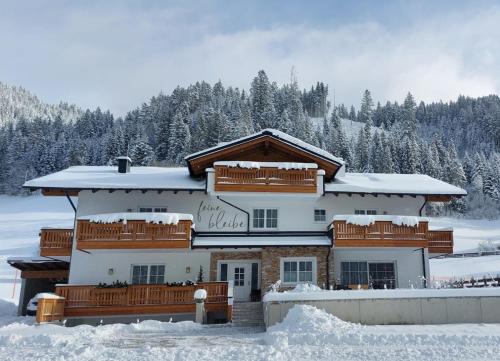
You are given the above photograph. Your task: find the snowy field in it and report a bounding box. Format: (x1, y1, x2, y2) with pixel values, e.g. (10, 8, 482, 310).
(0, 195, 74, 301)
(0, 195, 499, 300)
(0, 301, 499, 361)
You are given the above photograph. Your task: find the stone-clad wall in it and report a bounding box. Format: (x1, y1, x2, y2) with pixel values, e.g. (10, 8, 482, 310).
(209, 247, 330, 290)
(209, 251, 262, 281)
(261, 247, 329, 290)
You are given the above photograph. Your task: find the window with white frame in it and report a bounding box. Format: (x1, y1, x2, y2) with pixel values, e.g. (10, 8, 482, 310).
(314, 209, 326, 222)
(281, 257, 316, 285)
(354, 209, 377, 215)
(131, 264, 165, 284)
(253, 208, 278, 229)
(139, 207, 168, 213)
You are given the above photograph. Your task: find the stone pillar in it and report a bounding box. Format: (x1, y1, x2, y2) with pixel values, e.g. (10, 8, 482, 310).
(194, 289, 207, 324)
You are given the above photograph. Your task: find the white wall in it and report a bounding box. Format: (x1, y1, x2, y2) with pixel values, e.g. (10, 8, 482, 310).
(69, 189, 426, 285)
(333, 248, 430, 289)
(69, 249, 211, 284)
(75, 190, 425, 233)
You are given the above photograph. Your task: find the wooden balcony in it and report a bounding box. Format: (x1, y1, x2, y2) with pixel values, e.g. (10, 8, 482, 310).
(39, 228, 73, 257)
(428, 229, 454, 254)
(55, 282, 230, 318)
(214, 165, 317, 193)
(332, 219, 454, 253)
(76, 219, 192, 250)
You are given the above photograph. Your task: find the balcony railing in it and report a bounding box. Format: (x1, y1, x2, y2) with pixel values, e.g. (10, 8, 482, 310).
(76, 219, 192, 250)
(55, 282, 230, 317)
(214, 165, 317, 193)
(39, 228, 73, 257)
(428, 229, 454, 254)
(332, 219, 454, 253)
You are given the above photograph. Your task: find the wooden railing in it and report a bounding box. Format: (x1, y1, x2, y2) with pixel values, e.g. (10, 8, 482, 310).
(428, 230, 454, 254)
(333, 220, 454, 253)
(55, 282, 229, 317)
(40, 228, 73, 257)
(76, 220, 192, 249)
(214, 165, 317, 193)
(333, 220, 429, 247)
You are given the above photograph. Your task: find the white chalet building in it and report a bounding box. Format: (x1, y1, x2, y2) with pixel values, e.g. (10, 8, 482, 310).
(10, 129, 466, 323)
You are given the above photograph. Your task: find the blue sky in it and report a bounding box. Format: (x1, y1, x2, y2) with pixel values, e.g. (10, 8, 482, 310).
(1, 0, 499, 115)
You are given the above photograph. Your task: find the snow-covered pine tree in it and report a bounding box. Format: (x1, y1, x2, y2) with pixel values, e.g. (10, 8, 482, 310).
(358, 90, 374, 124)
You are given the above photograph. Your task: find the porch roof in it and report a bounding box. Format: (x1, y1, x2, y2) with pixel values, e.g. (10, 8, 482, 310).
(192, 235, 331, 248)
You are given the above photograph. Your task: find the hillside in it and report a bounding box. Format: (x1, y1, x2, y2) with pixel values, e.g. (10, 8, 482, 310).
(0, 82, 81, 125)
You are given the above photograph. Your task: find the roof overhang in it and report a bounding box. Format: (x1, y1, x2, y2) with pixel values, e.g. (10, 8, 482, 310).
(325, 191, 465, 202)
(192, 233, 331, 248)
(8, 257, 69, 279)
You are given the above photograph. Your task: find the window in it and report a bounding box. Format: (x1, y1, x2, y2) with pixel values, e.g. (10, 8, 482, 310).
(149, 265, 165, 284)
(131, 265, 148, 284)
(139, 207, 168, 213)
(341, 262, 368, 286)
(314, 209, 326, 222)
(369, 263, 396, 289)
(252, 209, 278, 229)
(281, 258, 316, 285)
(354, 209, 377, 215)
(131, 264, 165, 284)
(234, 267, 245, 286)
(341, 261, 396, 289)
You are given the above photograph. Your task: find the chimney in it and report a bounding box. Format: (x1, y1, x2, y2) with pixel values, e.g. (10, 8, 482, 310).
(116, 156, 132, 174)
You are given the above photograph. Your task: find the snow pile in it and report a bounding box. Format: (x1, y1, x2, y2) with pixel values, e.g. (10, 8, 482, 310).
(214, 161, 318, 170)
(0, 300, 16, 317)
(266, 305, 363, 346)
(80, 212, 194, 225)
(194, 289, 207, 300)
(333, 215, 428, 227)
(33, 292, 64, 300)
(288, 283, 322, 293)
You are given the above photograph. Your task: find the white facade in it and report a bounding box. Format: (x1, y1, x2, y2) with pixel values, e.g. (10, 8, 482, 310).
(21, 128, 465, 303)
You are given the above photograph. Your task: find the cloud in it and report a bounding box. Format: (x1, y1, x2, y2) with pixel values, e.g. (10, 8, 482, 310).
(0, 2, 499, 115)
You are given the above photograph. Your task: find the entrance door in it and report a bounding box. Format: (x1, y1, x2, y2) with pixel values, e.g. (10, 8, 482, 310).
(229, 263, 251, 301)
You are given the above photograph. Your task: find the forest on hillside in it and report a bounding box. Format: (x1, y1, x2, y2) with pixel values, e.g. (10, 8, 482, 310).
(0, 71, 499, 218)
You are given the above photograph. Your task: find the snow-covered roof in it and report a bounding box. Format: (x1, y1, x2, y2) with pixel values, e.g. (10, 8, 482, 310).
(214, 161, 318, 170)
(78, 212, 194, 225)
(192, 235, 331, 248)
(23, 166, 206, 191)
(326, 173, 467, 196)
(332, 215, 429, 227)
(186, 129, 344, 165)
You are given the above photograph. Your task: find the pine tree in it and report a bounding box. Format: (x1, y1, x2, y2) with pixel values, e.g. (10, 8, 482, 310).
(358, 90, 374, 124)
(250, 70, 276, 130)
(130, 136, 155, 166)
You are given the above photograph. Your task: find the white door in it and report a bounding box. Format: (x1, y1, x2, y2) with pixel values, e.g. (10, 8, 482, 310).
(229, 263, 251, 301)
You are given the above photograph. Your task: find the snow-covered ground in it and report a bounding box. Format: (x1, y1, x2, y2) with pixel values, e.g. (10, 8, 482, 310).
(0, 195, 74, 301)
(0, 303, 498, 360)
(0, 196, 499, 300)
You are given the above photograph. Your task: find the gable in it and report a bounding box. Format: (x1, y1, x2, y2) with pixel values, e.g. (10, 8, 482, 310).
(186, 133, 342, 180)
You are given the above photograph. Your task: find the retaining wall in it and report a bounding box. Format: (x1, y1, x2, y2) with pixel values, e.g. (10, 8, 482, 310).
(264, 293, 500, 328)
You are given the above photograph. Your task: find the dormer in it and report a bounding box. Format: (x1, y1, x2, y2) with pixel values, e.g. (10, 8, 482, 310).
(184, 129, 343, 182)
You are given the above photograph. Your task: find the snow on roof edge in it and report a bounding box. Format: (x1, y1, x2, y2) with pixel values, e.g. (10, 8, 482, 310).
(185, 129, 344, 165)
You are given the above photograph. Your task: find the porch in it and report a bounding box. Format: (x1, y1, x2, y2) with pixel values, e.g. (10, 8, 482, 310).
(54, 282, 231, 321)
